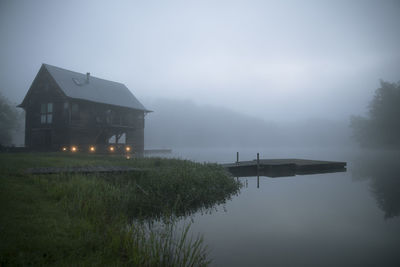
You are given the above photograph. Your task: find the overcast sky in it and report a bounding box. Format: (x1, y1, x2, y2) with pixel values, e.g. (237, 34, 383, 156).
(1, 0, 399, 121)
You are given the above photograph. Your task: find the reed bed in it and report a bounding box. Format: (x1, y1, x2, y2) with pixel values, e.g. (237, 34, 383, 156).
(0, 153, 240, 266)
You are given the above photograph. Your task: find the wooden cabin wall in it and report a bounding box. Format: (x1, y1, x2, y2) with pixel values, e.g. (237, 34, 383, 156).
(67, 99, 146, 152)
(126, 128, 144, 154)
(68, 100, 143, 128)
(24, 67, 68, 149)
(22, 66, 146, 153)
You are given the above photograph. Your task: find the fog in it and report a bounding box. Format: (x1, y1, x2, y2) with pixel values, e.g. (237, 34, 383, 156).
(144, 98, 352, 148)
(2, 2, 400, 265)
(1, 0, 400, 146)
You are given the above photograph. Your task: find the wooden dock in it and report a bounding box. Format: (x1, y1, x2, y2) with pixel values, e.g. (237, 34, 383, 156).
(25, 166, 147, 175)
(222, 158, 347, 178)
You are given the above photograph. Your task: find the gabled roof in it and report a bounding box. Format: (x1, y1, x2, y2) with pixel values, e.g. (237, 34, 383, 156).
(25, 64, 150, 112)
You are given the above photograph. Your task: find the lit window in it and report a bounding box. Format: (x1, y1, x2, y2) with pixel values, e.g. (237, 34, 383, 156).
(40, 102, 53, 124)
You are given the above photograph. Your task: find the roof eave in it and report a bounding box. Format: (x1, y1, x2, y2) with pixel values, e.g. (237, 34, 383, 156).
(66, 96, 150, 112)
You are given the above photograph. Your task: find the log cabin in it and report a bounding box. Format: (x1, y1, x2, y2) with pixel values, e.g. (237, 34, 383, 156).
(18, 64, 151, 154)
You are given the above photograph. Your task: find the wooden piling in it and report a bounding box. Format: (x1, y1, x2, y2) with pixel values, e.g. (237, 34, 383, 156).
(257, 153, 260, 188)
(257, 153, 260, 170)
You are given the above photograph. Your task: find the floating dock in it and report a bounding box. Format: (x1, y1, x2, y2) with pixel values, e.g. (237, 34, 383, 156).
(222, 159, 347, 178)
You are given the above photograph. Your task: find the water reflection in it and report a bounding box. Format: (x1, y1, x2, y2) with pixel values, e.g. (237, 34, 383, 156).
(352, 151, 400, 219)
(231, 167, 347, 178)
(173, 149, 400, 266)
(230, 167, 347, 190)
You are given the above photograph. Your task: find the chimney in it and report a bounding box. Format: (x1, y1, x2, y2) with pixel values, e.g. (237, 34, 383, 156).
(86, 72, 90, 83)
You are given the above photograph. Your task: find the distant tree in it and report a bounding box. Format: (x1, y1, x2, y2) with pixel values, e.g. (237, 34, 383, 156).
(0, 92, 19, 146)
(351, 80, 400, 148)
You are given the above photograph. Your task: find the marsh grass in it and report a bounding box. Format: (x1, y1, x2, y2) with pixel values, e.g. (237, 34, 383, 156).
(0, 153, 240, 266)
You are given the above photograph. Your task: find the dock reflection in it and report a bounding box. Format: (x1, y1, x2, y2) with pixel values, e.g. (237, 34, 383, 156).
(230, 167, 347, 179)
(232, 168, 346, 189)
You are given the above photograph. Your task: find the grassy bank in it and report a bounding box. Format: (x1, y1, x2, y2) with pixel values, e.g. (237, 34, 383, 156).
(0, 153, 241, 266)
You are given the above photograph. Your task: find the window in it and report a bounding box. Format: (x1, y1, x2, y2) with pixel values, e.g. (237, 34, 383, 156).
(40, 102, 53, 124)
(71, 103, 79, 120)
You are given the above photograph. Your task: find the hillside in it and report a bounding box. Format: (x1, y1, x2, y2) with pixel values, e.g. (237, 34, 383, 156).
(144, 98, 352, 148)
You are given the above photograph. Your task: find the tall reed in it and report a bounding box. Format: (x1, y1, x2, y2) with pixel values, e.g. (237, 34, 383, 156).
(0, 154, 241, 265)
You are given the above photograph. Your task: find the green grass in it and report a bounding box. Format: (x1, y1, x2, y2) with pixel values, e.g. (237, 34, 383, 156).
(0, 153, 241, 266)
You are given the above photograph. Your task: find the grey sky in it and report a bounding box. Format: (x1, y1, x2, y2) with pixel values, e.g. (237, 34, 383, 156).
(1, 0, 399, 121)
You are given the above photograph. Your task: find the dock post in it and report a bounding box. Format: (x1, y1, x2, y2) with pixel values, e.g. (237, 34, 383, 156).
(236, 152, 239, 164)
(257, 153, 260, 171)
(257, 153, 260, 188)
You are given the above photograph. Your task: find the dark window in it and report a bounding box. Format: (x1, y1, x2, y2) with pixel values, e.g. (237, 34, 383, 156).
(40, 102, 53, 124)
(71, 103, 79, 120)
(63, 102, 69, 117)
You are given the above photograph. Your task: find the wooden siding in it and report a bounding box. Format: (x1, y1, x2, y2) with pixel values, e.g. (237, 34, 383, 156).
(20, 66, 146, 154)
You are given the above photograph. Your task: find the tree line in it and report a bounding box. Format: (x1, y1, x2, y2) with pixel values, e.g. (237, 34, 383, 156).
(351, 80, 400, 148)
(0, 92, 22, 146)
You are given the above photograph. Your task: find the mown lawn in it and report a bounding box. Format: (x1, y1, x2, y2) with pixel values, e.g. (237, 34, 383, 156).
(0, 153, 241, 266)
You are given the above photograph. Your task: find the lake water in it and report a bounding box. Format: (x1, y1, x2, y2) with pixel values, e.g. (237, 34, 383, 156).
(170, 147, 400, 266)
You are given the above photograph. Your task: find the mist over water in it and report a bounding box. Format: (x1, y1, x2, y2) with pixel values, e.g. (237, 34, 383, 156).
(1, 0, 399, 150)
(144, 98, 353, 150)
(1, 0, 400, 124)
(1, 0, 399, 265)
(172, 147, 400, 267)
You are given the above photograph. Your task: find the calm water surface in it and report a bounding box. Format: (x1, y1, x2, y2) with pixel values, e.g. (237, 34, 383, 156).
(171, 147, 400, 266)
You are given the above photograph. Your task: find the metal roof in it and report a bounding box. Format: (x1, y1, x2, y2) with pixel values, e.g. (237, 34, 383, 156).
(43, 64, 150, 112)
